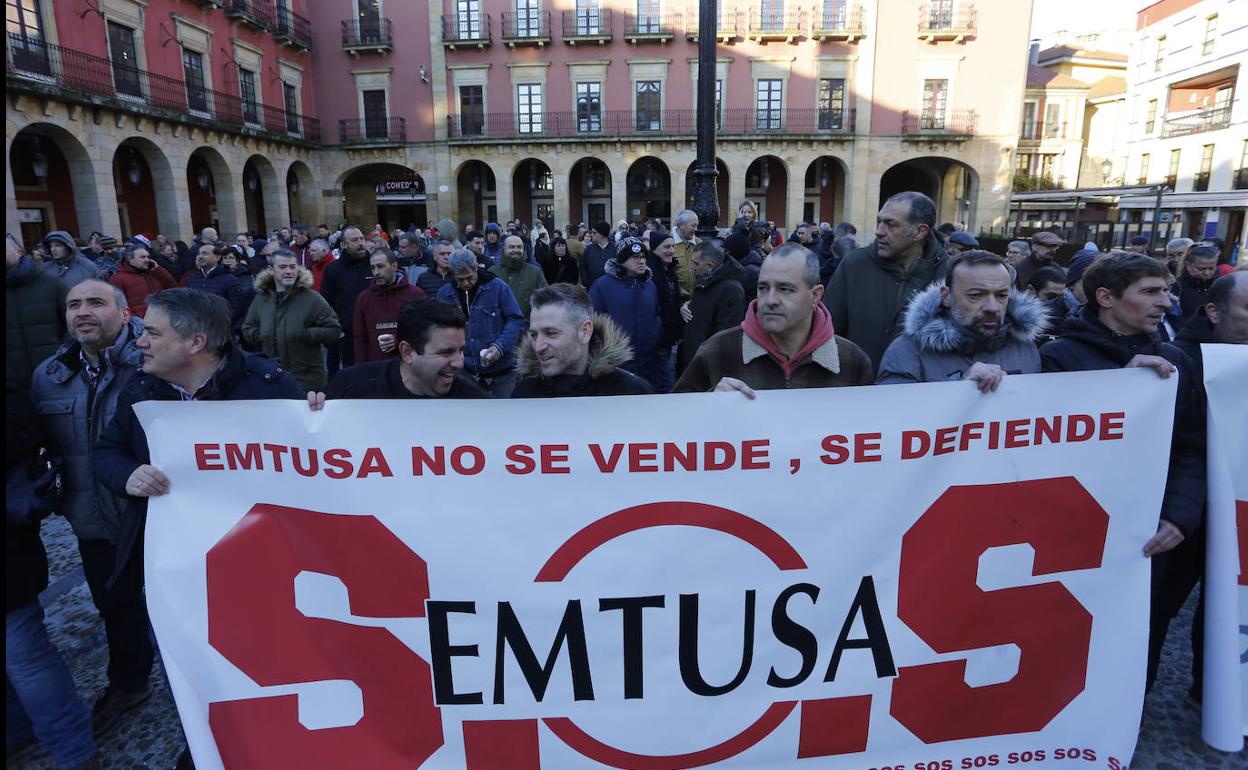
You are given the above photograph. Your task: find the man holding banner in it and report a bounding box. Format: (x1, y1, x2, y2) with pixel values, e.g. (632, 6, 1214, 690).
(1040, 253, 1208, 692)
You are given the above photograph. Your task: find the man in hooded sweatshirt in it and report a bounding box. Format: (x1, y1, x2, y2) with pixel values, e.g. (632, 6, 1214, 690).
(589, 236, 664, 387)
(482, 223, 504, 266)
(353, 248, 426, 364)
(490, 234, 547, 316)
(822, 191, 947, 371)
(42, 230, 101, 288)
(876, 250, 1047, 390)
(676, 244, 873, 394)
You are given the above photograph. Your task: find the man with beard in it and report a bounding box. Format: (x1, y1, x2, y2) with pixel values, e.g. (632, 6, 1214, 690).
(320, 226, 373, 371)
(490, 234, 547, 316)
(676, 244, 873, 395)
(512, 283, 652, 397)
(109, 243, 177, 318)
(319, 298, 487, 400)
(876, 251, 1046, 390)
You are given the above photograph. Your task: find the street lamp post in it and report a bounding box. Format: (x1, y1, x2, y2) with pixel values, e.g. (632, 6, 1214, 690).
(690, 0, 720, 239)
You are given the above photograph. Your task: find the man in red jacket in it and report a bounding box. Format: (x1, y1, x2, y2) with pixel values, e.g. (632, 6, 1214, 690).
(353, 248, 426, 363)
(109, 244, 177, 318)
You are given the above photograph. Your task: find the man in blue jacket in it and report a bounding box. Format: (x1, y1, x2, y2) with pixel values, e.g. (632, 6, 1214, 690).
(1040, 253, 1205, 693)
(589, 236, 663, 387)
(435, 249, 525, 397)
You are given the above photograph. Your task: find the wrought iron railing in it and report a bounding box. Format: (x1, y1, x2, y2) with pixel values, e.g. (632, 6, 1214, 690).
(501, 11, 552, 41)
(623, 12, 681, 38)
(442, 13, 493, 44)
(813, 3, 865, 37)
(342, 18, 393, 49)
(224, 0, 276, 30)
(446, 107, 856, 139)
(748, 9, 806, 36)
(685, 9, 742, 38)
(562, 9, 613, 39)
(918, 3, 976, 37)
(274, 6, 312, 49)
(902, 109, 977, 135)
(6, 34, 320, 142)
(339, 117, 407, 143)
(1160, 106, 1232, 138)
(1020, 120, 1065, 140)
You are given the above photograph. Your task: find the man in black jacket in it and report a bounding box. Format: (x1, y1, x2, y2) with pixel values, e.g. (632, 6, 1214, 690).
(320, 226, 373, 372)
(513, 284, 652, 397)
(321, 298, 487, 400)
(1039, 253, 1206, 692)
(679, 241, 745, 373)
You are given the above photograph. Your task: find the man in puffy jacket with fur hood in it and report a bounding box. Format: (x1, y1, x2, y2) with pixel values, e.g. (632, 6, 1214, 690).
(877, 250, 1047, 391)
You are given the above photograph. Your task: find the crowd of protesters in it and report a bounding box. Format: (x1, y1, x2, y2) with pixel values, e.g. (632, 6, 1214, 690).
(5, 189, 1247, 769)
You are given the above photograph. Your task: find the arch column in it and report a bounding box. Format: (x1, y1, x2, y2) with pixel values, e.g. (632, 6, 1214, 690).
(162, 147, 193, 239)
(670, 165, 687, 223)
(86, 143, 122, 237)
(550, 160, 572, 232)
(219, 161, 247, 237)
(728, 162, 747, 220)
(491, 161, 512, 223)
(611, 165, 627, 225)
(786, 158, 807, 230)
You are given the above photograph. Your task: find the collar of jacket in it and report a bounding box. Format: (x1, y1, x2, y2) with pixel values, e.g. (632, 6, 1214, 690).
(867, 231, 945, 278)
(46, 317, 144, 383)
(903, 282, 1049, 355)
(741, 310, 841, 374)
(514, 314, 634, 380)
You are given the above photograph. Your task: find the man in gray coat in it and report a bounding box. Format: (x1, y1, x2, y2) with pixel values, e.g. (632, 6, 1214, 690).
(876, 251, 1047, 391)
(41, 230, 101, 288)
(31, 279, 154, 732)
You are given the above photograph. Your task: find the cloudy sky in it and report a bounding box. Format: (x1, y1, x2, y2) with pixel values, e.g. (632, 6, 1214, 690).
(1029, 0, 1142, 51)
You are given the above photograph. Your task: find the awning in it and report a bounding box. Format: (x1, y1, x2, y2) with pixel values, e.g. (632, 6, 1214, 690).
(1117, 190, 1248, 209)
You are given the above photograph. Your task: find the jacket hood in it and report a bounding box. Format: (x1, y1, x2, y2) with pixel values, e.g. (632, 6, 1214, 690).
(254, 266, 314, 293)
(868, 230, 945, 278)
(434, 218, 460, 244)
(903, 282, 1049, 354)
(604, 258, 651, 282)
(366, 270, 411, 294)
(44, 230, 79, 254)
(45, 316, 145, 382)
(515, 314, 634, 379)
(484, 223, 502, 235)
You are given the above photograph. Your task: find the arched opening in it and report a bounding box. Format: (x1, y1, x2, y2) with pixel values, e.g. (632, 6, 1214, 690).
(113, 138, 177, 238)
(341, 163, 427, 232)
(455, 160, 497, 231)
(879, 157, 980, 231)
(802, 156, 848, 226)
(569, 157, 612, 227)
(286, 161, 317, 227)
(513, 159, 553, 230)
(242, 155, 281, 235)
(626, 157, 671, 225)
(744, 156, 788, 228)
(187, 148, 230, 236)
(10, 124, 101, 242)
(684, 158, 731, 228)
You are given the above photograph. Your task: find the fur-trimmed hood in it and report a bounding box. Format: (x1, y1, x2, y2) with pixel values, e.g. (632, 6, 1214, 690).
(603, 257, 651, 283)
(254, 265, 314, 293)
(903, 282, 1049, 354)
(515, 313, 634, 379)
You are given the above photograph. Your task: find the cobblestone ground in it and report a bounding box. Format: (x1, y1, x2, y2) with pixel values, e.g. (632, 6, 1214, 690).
(8, 516, 1248, 769)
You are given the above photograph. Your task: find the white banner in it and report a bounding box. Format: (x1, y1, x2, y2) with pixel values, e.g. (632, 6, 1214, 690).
(1201, 344, 1248, 751)
(139, 370, 1176, 770)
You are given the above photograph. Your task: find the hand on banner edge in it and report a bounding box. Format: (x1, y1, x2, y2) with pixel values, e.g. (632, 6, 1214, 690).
(713, 377, 757, 400)
(125, 464, 170, 497)
(307, 391, 326, 412)
(1143, 519, 1185, 556)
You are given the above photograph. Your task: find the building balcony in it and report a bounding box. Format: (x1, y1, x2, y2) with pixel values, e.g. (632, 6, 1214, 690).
(685, 10, 742, 42)
(1160, 105, 1232, 138)
(274, 6, 312, 51)
(339, 117, 406, 144)
(1234, 168, 1248, 190)
(1019, 120, 1065, 142)
(747, 9, 806, 42)
(918, 3, 976, 42)
(341, 18, 393, 53)
(1192, 171, 1211, 192)
(812, 4, 865, 42)
(223, 0, 275, 31)
(442, 14, 492, 49)
(901, 109, 977, 139)
(623, 13, 679, 43)
(5, 35, 320, 143)
(562, 10, 613, 44)
(446, 107, 855, 141)
(501, 12, 551, 46)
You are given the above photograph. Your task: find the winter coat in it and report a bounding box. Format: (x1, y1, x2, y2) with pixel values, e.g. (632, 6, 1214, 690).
(647, 254, 685, 346)
(326, 360, 488, 399)
(540, 251, 581, 287)
(1174, 273, 1215, 321)
(231, 263, 257, 322)
(672, 235, 698, 294)
(352, 274, 426, 364)
(93, 344, 303, 583)
(416, 265, 453, 296)
(822, 231, 948, 370)
(1012, 254, 1058, 292)
(307, 252, 334, 293)
(1040, 306, 1205, 537)
(738, 247, 764, 300)
(589, 259, 664, 382)
(679, 257, 747, 372)
(320, 250, 373, 333)
(109, 259, 177, 317)
(513, 314, 655, 397)
(435, 271, 526, 377)
(489, 254, 548, 317)
(877, 284, 1047, 384)
(7, 380, 48, 612)
(674, 310, 874, 392)
(242, 268, 342, 392)
(1171, 310, 1218, 386)
(180, 263, 244, 320)
(41, 255, 101, 289)
(581, 240, 617, 288)
(31, 317, 144, 541)
(7, 255, 69, 386)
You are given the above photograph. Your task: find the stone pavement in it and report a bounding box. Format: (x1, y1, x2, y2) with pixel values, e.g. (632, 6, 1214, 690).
(8, 515, 1248, 769)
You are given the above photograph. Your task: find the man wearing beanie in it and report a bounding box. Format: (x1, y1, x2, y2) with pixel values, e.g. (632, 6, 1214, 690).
(41, 231, 101, 288)
(676, 243, 873, 395)
(590, 236, 663, 386)
(581, 221, 617, 288)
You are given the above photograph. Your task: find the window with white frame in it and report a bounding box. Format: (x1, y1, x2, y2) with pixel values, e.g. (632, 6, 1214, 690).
(636, 0, 660, 33)
(1043, 103, 1061, 138)
(756, 78, 782, 129)
(1153, 36, 1165, 73)
(821, 0, 848, 30)
(921, 78, 948, 129)
(457, 0, 482, 38)
(576, 82, 601, 132)
(517, 83, 543, 134)
(576, 0, 601, 35)
(1145, 99, 1157, 133)
(1202, 15, 1217, 56)
(759, 0, 784, 31)
(516, 0, 541, 37)
(928, 0, 953, 29)
(1138, 153, 1150, 184)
